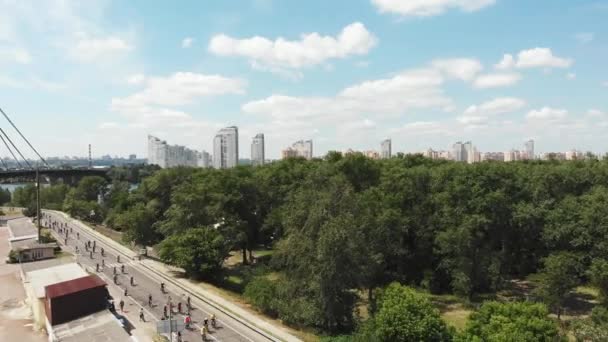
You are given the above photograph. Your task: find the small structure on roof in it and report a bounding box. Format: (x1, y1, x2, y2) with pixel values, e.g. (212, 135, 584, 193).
(45, 274, 108, 325)
(9, 236, 57, 262)
(25, 263, 89, 329)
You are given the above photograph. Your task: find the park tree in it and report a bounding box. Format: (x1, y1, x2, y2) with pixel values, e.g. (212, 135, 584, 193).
(457, 301, 559, 342)
(0, 188, 11, 205)
(589, 258, 608, 306)
(158, 227, 230, 279)
(370, 283, 452, 342)
(535, 252, 583, 320)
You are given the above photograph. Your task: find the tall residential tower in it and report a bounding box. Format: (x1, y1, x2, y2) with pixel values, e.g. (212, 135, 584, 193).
(251, 133, 265, 166)
(213, 126, 239, 169)
(381, 139, 391, 159)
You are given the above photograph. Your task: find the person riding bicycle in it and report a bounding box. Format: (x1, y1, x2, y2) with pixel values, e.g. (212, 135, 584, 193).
(161, 282, 165, 293)
(210, 314, 216, 328)
(200, 326, 207, 341)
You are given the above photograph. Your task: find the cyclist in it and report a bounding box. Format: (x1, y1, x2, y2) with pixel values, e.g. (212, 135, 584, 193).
(148, 294, 152, 307)
(211, 313, 216, 328)
(203, 316, 209, 329)
(160, 282, 165, 293)
(200, 326, 208, 341)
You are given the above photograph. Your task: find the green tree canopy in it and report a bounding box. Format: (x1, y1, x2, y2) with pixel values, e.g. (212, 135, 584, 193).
(458, 301, 559, 342)
(371, 283, 452, 342)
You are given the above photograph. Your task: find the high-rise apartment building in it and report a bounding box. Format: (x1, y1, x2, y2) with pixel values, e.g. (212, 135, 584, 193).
(464, 141, 474, 164)
(251, 133, 265, 166)
(281, 140, 313, 160)
(147, 135, 200, 168)
(381, 139, 392, 159)
(524, 139, 535, 160)
(197, 150, 212, 168)
(213, 126, 239, 169)
(452, 141, 466, 162)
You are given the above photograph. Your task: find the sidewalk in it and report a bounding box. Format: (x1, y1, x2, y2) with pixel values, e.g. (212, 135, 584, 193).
(45, 210, 302, 342)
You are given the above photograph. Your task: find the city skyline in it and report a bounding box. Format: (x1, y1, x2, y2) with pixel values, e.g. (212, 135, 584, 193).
(0, 1, 607, 160)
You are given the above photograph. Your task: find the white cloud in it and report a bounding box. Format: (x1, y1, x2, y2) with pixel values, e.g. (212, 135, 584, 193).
(602, 81, 608, 87)
(494, 54, 515, 70)
(371, 0, 496, 17)
(70, 33, 133, 62)
(127, 74, 146, 85)
(0, 47, 32, 64)
(566, 73, 576, 80)
(473, 73, 522, 88)
(431, 58, 483, 81)
(112, 72, 246, 110)
(526, 107, 568, 121)
(464, 97, 526, 116)
(587, 109, 605, 118)
(182, 37, 194, 48)
(574, 32, 594, 44)
(515, 48, 573, 69)
(390, 121, 452, 136)
(208, 22, 376, 71)
(243, 68, 451, 122)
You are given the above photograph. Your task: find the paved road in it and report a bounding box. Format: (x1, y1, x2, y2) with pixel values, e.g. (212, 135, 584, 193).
(42, 211, 276, 342)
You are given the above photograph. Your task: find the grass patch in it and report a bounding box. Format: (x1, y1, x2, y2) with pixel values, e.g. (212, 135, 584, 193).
(441, 308, 472, 331)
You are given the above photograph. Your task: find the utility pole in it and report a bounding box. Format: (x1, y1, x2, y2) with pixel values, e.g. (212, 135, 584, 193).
(88, 144, 92, 169)
(36, 166, 41, 241)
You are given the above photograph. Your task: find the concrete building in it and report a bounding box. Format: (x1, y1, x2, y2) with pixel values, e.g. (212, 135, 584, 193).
(196, 150, 212, 168)
(381, 139, 392, 159)
(481, 152, 505, 161)
(452, 141, 466, 162)
(213, 126, 239, 169)
(524, 139, 535, 160)
(282, 140, 313, 160)
(251, 133, 265, 166)
(26, 263, 89, 330)
(147, 135, 200, 168)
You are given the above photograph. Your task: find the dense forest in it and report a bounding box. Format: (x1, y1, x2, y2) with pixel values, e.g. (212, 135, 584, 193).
(9, 155, 608, 340)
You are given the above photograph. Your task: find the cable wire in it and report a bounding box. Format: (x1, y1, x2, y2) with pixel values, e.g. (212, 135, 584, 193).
(0, 106, 49, 167)
(0, 127, 32, 169)
(0, 131, 22, 168)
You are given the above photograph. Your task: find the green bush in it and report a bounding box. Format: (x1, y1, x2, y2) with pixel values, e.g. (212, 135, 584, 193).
(457, 301, 560, 342)
(244, 276, 278, 317)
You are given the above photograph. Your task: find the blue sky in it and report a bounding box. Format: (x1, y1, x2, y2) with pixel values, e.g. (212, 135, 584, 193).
(0, 0, 607, 159)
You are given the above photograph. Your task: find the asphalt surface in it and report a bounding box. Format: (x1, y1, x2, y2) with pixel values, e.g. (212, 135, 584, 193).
(42, 211, 275, 342)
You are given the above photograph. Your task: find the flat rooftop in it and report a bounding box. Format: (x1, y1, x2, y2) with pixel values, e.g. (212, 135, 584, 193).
(10, 238, 57, 250)
(7, 217, 38, 238)
(26, 263, 88, 298)
(52, 310, 131, 342)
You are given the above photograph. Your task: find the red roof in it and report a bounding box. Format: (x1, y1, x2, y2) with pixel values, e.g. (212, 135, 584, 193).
(45, 275, 107, 299)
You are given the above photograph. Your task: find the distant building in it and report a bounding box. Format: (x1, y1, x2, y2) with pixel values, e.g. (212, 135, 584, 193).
(524, 139, 535, 160)
(504, 149, 523, 162)
(481, 152, 504, 161)
(452, 141, 466, 162)
(213, 126, 239, 169)
(381, 139, 392, 159)
(128, 154, 137, 160)
(251, 133, 265, 166)
(282, 140, 313, 160)
(147, 135, 200, 168)
(196, 150, 212, 168)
